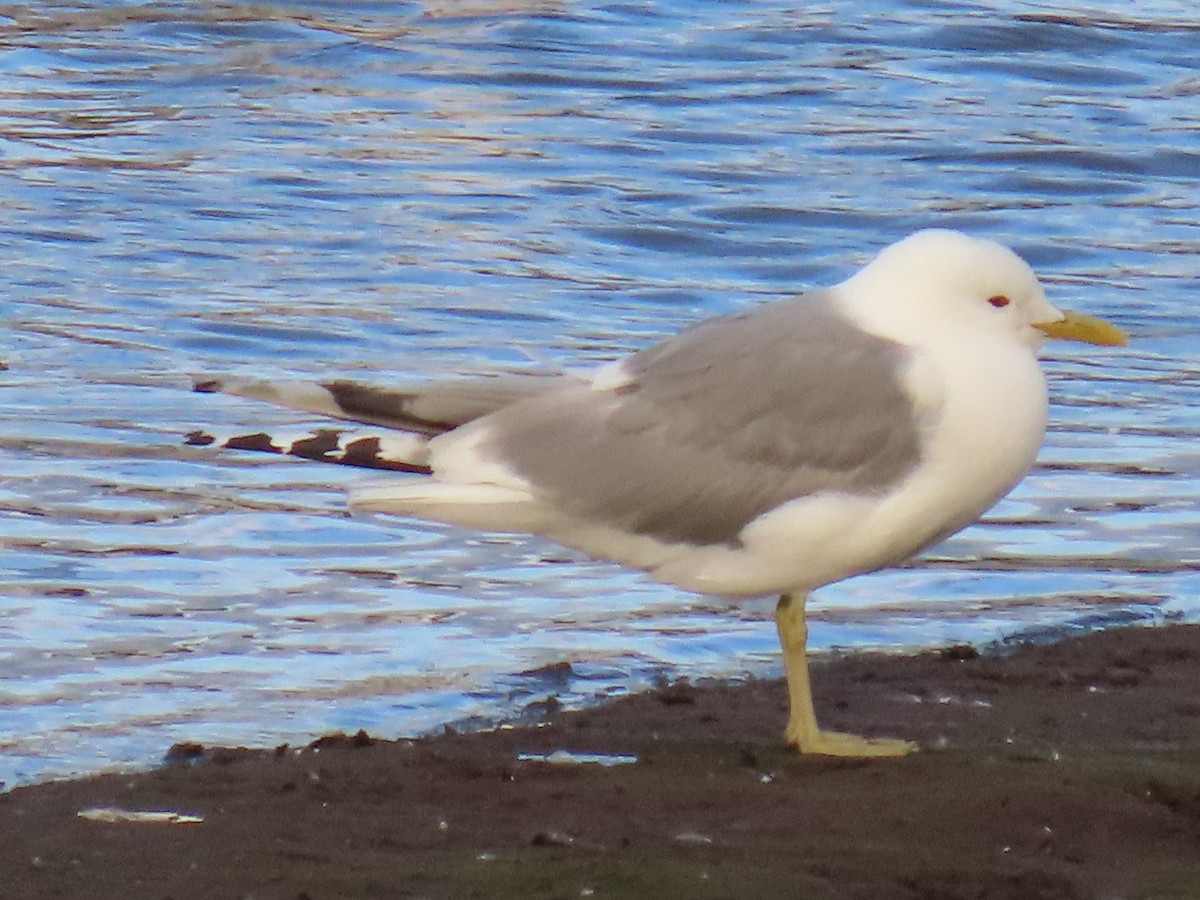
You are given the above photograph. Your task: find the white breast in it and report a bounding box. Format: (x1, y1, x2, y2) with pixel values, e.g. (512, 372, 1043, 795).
(648, 331, 1049, 599)
(769, 331, 1045, 586)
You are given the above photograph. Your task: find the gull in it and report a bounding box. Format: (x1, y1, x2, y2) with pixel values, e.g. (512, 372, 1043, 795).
(193, 229, 1126, 757)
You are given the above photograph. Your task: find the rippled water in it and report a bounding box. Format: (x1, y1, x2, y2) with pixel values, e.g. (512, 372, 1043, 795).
(1, 1, 1197, 788)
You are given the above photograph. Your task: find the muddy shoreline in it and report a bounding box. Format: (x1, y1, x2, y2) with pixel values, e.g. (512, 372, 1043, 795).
(4, 623, 1200, 899)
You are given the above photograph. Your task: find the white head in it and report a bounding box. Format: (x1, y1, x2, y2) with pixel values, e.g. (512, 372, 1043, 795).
(837, 229, 1066, 352)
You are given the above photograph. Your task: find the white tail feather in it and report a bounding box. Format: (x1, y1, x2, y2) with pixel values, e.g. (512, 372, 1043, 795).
(350, 481, 552, 532)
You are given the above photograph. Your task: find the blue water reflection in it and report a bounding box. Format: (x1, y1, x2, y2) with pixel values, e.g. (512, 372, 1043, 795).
(0, 0, 1196, 787)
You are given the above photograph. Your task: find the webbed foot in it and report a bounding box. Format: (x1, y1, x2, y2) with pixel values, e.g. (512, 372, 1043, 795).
(786, 727, 917, 758)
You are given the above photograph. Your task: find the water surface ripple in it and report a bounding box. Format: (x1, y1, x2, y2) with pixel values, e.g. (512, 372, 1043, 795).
(1, 0, 1197, 787)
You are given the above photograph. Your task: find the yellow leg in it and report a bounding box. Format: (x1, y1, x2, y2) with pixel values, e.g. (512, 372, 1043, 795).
(774, 593, 916, 758)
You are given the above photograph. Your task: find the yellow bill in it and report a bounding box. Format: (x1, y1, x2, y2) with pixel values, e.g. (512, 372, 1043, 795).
(1035, 310, 1127, 347)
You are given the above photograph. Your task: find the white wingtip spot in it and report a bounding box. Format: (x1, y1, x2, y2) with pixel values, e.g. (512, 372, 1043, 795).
(374, 433, 432, 467)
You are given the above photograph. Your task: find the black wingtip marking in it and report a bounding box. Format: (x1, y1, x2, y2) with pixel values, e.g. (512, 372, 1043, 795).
(288, 429, 343, 461)
(342, 437, 432, 474)
(193, 379, 222, 393)
(324, 380, 449, 436)
(223, 432, 282, 453)
(183, 430, 216, 446)
(183, 428, 432, 474)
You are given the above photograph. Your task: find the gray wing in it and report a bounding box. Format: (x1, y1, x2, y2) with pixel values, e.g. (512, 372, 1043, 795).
(195, 373, 562, 435)
(480, 293, 926, 547)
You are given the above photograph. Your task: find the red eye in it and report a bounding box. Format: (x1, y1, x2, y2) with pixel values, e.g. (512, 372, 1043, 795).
(988, 295, 1011, 308)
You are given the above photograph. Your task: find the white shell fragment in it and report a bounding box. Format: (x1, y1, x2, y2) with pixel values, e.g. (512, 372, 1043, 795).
(77, 807, 204, 825)
(516, 750, 638, 766)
